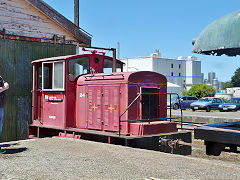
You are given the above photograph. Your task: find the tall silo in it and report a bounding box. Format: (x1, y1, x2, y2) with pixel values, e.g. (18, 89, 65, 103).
(212, 79, 219, 90)
(218, 81, 224, 90)
(208, 72, 216, 85)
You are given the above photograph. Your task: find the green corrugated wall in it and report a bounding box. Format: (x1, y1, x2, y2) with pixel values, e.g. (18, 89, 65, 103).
(0, 39, 76, 142)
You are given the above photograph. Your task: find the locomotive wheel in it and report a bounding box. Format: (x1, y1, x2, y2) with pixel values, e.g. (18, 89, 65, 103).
(173, 104, 179, 110)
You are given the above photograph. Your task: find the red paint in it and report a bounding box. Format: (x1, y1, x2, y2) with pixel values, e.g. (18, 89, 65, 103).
(58, 132, 81, 139)
(31, 53, 124, 130)
(42, 94, 65, 128)
(30, 50, 176, 138)
(76, 71, 169, 134)
(130, 121, 177, 135)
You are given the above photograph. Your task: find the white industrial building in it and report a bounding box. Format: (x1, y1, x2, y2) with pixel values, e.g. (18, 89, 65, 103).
(227, 87, 240, 97)
(215, 87, 240, 100)
(121, 50, 203, 92)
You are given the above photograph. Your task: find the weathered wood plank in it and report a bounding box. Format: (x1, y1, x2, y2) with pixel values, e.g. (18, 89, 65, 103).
(0, 0, 80, 42)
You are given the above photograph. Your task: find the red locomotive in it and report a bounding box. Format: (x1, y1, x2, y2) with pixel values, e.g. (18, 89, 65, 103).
(29, 47, 191, 154)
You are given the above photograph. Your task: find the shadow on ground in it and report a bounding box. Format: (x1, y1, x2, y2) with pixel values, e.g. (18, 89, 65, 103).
(0, 143, 27, 154)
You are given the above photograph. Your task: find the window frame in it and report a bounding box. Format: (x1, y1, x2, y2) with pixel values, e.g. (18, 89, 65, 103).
(42, 60, 65, 91)
(68, 56, 90, 82)
(103, 58, 122, 73)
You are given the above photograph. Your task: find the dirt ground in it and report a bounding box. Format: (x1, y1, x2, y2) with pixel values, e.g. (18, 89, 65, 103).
(191, 138, 240, 163)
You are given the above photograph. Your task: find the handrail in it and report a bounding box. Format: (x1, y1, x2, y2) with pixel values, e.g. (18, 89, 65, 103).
(118, 92, 183, 136)
(120, 116, 183, 122)
(118, 93, 141, 136)
(84, 73, 124, 81)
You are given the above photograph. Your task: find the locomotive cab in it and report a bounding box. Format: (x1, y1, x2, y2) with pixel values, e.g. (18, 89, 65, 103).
(31, 53, 124, 130)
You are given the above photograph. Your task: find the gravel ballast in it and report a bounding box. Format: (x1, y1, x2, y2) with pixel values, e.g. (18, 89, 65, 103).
(0, 137, 240, 179)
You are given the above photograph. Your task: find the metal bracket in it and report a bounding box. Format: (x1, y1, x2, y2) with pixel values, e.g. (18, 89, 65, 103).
(58, 131, 81, 139)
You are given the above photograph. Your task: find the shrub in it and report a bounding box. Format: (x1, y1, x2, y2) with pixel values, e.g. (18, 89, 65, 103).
(185, 84, 216, 99)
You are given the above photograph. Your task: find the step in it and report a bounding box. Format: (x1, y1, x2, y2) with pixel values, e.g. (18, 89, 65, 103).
(130, 121, 177, 135)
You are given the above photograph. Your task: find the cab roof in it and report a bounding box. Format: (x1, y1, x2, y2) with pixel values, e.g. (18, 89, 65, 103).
(31, 54, 124, 65)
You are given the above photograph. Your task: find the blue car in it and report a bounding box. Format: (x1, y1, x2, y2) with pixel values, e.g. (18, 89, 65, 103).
(190, 97, 224, 112)
(218, 98, 240, 112)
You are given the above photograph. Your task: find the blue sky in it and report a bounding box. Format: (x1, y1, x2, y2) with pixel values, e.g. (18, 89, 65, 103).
(43, 0, 240, 82)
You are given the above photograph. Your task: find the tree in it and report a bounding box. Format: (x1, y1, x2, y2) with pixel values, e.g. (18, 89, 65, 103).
(231, 68, 240, 87)
(223, 81, 233, 89)
(185, 84, 216, 99)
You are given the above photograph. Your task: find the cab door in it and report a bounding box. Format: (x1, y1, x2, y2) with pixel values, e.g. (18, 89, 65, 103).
(141, 88, 159, 120)
(102, 85, 120, 132)
(87, 86, 102, 130)
(41, 61, 66, 128)
(33, 64, 43, 121)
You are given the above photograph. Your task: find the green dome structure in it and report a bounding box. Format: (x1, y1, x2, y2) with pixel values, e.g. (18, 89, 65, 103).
(192, 10, 240, 56)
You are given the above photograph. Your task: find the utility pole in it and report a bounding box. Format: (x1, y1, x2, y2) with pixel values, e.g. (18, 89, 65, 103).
(74, 0, 79, 27)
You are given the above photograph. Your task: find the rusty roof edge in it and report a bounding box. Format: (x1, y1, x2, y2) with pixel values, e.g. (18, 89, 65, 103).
(192, 47, 240, 56)
(26, 0, 91, 46)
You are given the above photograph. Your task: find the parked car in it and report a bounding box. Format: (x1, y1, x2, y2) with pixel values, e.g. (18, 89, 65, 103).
(167, 96, 198, 110)
(190, 97, 224, 112)
(218, 98, 240, 112)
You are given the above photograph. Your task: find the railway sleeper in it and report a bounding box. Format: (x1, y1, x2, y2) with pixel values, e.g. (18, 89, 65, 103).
(205, 141, 239, 156)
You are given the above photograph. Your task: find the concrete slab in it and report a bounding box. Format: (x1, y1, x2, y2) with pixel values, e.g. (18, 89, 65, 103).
(170, 110, 240, 124)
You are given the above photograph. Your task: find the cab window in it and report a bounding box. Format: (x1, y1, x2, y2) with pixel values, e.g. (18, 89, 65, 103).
(103, 58, 122, 73)
(68, 56, 90, 82)
(42, 61, 65, 91)
(37, 66, 43, 89)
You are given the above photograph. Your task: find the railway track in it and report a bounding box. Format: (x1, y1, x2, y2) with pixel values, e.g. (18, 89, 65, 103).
(175, 121, 205, 131)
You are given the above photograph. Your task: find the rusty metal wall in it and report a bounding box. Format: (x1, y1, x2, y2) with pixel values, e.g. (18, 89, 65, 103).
(0, 39, 76, 142)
